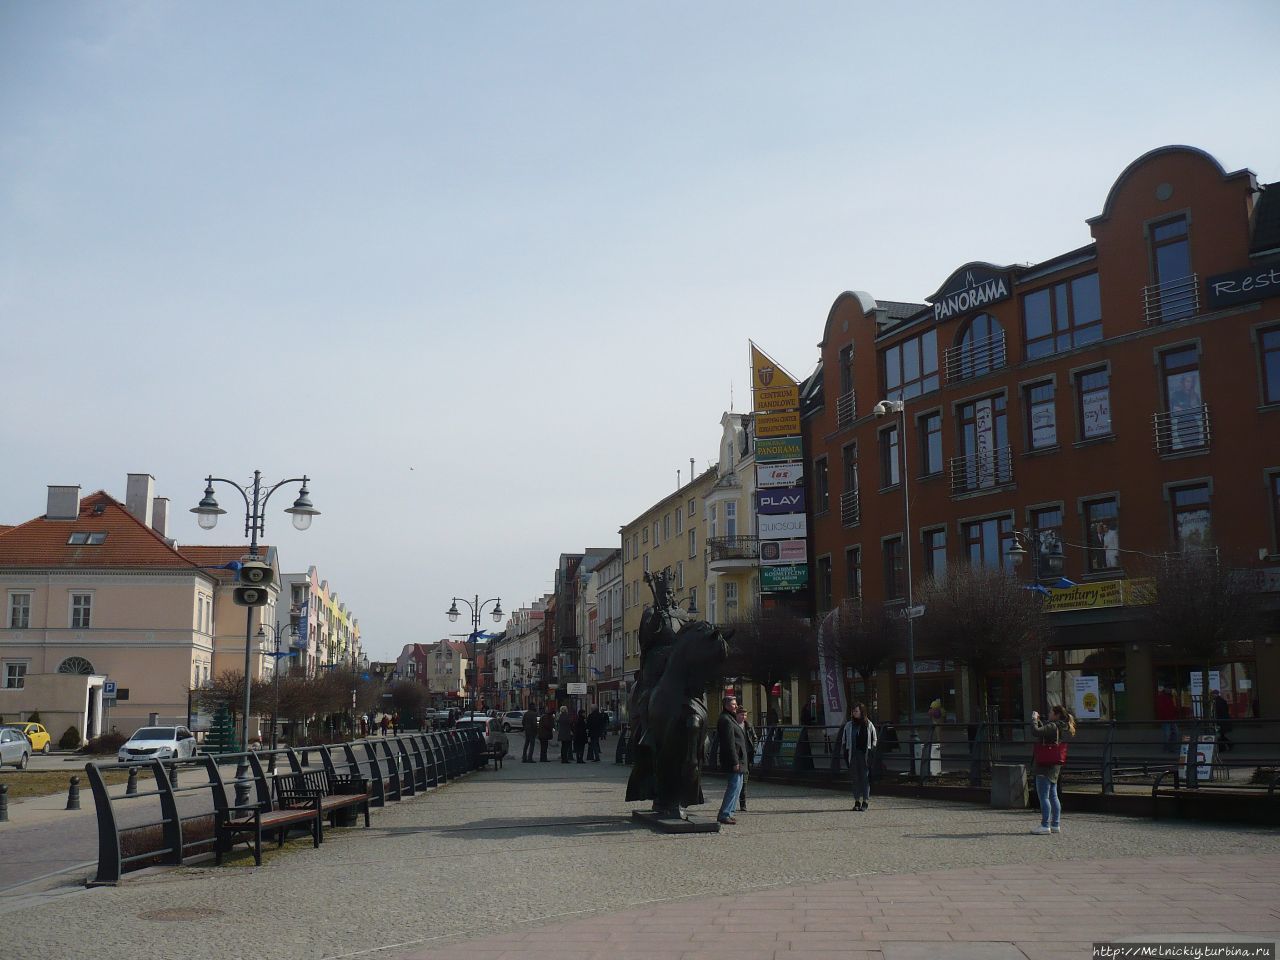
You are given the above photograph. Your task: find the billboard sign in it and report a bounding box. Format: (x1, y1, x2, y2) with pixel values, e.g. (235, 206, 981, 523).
(756, 436, 803, 462)
(759, 539, 807, 565)
(757, 462, 803, 488)
(754, 410, 802, 438)
(757, 487, 805, 515)
(754, 384, 799, 412)
(758, 513, 807, 540)
(761, 564, 809, 592)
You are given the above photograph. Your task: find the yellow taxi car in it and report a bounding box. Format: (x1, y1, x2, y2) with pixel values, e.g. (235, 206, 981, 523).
(18, 722, 52, 754)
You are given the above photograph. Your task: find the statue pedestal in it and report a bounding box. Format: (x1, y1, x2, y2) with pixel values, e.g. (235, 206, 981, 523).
(631, 810, 721, 834)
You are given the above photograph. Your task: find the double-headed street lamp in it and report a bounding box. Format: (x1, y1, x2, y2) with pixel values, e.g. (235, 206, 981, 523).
(191, 470, 319, 750)
(1005, 528, 1066, 582)
(446, 595, 503, 712)
(257, 620, 299, 749)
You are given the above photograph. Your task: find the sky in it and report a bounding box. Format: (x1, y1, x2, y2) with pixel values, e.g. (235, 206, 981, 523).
(3, 2, 1279, 660)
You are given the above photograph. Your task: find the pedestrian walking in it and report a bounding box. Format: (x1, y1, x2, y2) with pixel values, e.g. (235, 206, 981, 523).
(839, 703, 877, 811)
(391, 712, 401, 735)
(380, 714, 390, 736)
(1030, 704, 1075, 835)
(573, 709, 588, 763)
(1155, 687, 1180, 753)
(715, 695, 749, 825)
(556, 706, 573, 763)
(586, 706, 605, 761)
(521, 705, 538, 762)
(735, 706, 757, 809)
(537, 705, 554, 761)
(1212, 689, 1233, 753)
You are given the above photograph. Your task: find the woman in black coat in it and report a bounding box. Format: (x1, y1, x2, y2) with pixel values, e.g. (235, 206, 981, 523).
(572, 709, 589, 763)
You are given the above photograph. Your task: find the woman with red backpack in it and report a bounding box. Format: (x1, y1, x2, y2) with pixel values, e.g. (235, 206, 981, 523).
(1030, 704, 1075, 835)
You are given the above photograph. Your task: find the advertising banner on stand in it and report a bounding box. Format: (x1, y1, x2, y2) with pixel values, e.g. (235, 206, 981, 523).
(757, 487, 805, 515)
(759, 539, 808, 565)
(757, 462, 804, 488)
(761, 564, 808, 592)
(756, 436, 804, 462)
(755, 410, 802, 438)
(758, 514, 807, 540)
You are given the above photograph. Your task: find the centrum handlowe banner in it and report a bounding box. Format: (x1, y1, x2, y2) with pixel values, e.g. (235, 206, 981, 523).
(755, 409, 802, 438)
(761, 563, 808, 592)
(756, 436, 803, 462)
(750, 341, 798, 394)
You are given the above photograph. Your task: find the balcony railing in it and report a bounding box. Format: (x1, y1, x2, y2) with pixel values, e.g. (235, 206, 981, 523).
(706, 535, 759, 562)
(1143, 273, 1199, 324)
(836, 390, 856, 428)
(840, 489, 860, 527)
(948, 445, 1014, 495)
(1153, 404, 1211, 455)
(945, 332, 1006, 382)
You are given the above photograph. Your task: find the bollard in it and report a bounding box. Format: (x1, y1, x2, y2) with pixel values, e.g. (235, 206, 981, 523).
(169, 761, 179, 787)
(0, 783, 8, 822)
(126, 766, 139, 796)
(234, 761, 249, 807)
(268, 754, 278, 776)
(300, 748, 310, 767)
(66, 775, 81, 811)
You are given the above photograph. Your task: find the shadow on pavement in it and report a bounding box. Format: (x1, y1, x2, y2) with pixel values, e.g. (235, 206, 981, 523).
(377, 815, 639, 837)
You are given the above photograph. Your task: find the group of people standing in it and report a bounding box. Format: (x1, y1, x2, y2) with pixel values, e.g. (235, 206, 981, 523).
(520, 704, 609, 764)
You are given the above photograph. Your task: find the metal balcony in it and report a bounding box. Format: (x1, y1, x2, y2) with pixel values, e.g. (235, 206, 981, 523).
(840, 489, 860, 527)
(1143, 274, 1199, 324)
(945, 332, 1006, 382)
(1153, 404, 1211, 455)
(948, 445, 1014, 495)
(836, 390, 856, 428)
(706, 535, 759, 562)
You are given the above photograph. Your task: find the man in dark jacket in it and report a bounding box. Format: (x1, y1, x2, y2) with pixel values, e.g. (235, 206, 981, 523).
(537, 706, 555, 762)
(586, 706, 606, 761)
(521, 706, 539, 762)
(715, 695, 749, 825)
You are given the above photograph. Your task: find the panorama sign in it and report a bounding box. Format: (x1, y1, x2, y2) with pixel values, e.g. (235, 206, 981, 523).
(931, 264, 1013, 323)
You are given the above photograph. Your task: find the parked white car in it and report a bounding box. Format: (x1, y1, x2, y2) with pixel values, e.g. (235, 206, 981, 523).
(117, 726, 197, 763)
(500, 710, 527, 732)
(453, 717, 509, 760)
(0, 726, 30, 770)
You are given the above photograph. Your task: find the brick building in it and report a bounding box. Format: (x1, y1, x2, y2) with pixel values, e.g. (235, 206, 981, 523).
(803, 145, 1280, 726)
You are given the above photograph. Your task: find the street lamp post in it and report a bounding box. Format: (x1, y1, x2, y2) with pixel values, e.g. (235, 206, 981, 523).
(257, 620, 299, 749)
(191, 470, 319, 751)
(1006, 528, 1068, 710)
(873, 399, 918, 728)
(446, 595, 503, 712)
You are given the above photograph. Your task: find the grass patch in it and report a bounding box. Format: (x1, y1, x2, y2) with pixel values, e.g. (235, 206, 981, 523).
(0, 767, 154, 801)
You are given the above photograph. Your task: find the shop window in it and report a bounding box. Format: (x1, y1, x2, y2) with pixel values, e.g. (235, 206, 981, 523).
(1024, 381, 1057, 450)
(1083, 497, 1120, 573)
(920, 412, 943, 475)
(961, 516, 1012, 569)
(1261, 325, 1280, 405)
(1170, 482, 1211, 551)
(1044, 646, 1126, 721)
(893, 659, 957, 725)
(1022, 273, 1103, 359)
(882, 329, 940, 400)
(1155, 659, 1257, 720)
(1076, 367, 1112, 440)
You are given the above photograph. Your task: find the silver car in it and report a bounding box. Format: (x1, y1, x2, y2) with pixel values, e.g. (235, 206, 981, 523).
(0, 726, 30, 770)
(116, 726, 197, 763)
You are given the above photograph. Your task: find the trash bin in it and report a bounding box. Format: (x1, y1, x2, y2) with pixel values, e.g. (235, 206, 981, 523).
(991, 763, 1027, 809)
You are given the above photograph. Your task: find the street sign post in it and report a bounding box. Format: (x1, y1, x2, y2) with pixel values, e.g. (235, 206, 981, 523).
(103, 680, 117, 702)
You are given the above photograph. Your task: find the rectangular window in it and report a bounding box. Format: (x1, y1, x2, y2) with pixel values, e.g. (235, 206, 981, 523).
(664, 513, 671, 540)
(708, 584, 717, 624)
(882, 329, 940, 401)
(1077, 367, 1112, 439)
(962, 516, 1013, 569)
(880, 424, 901, 488)
(883, 537, 904, 600)
(71, 593, 92, 629)
(1170, 483, 1211, 551)
(814, 456, 829, 514)
(1084, 497, 1120, 573)
(1261, 326, 1280, 405)
(643, 554, 649, 573)
(725, 501, 737, 537)
(688, 529, 696, 559)
(688, 499, 695, 518)
(1022, 272, 1103, 359)
(845, 546, 862, 599)
(1030, 506, 1064, 580)
(725, 581, 739, 612)
(4, 662, 27, 689)
(923, 529, 946, 579)
(841, 443, 858, 492)
(1271, 473, 1280, 555)
(676, 560, 684, 589)
(687, 587, 697, 616)
(816, 557, 832, 613)
(839, 345, 854, 396)
(642, 527, 648, 544)
(709, 504, 718, 539)
(957, 394, 1010, 489)
(1151, 216, 1193, 322)
(676, 509, 684, 535)
(1161, 346, 1205, 451)
(652, 521, 659, 546)
(8, 593, 31, 629)
(920, 412, 943, 475)
(1025, 381, 1057, 450)
(624, 584, 631, 608)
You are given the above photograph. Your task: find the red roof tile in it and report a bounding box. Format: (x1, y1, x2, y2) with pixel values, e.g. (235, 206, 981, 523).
(0, 492, 203, 570)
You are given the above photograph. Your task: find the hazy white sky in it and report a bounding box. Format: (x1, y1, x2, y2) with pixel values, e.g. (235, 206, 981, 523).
(3, 2, 1278, 659)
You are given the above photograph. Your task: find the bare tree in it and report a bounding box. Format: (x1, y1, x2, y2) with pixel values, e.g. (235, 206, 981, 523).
(826, 599, 904, 692)
(915, 565, 1048, 723)
(723, 608, 813, 722)
(1139, 547, 1267, 717)
(389, 680, 428, 727)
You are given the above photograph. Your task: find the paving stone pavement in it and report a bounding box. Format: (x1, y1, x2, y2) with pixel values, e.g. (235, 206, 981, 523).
(6, 756, 1279, 960)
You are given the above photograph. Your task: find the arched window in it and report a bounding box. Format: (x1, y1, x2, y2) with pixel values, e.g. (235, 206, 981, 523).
(952, 313, 1006, 380)
(58, 656, 95, 675)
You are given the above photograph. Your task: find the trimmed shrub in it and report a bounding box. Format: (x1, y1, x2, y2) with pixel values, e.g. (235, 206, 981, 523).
(59, 726, 83, 750)
(82, 731, 127, 755)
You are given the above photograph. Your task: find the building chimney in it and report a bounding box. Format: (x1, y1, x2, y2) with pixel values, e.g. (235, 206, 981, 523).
(125, 473, 155, 527)
(690, 458, 695, 483)
(47, 485, 81, 520)
(152, 497, 169, 539)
